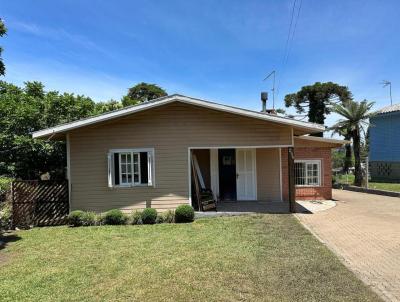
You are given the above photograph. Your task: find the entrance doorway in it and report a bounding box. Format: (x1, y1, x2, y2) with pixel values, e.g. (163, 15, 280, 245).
(218, 149, 236, 201)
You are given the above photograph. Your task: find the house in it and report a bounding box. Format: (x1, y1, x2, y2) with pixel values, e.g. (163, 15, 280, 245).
(369, 103, 400, 182)
(32, 94, 346, 213)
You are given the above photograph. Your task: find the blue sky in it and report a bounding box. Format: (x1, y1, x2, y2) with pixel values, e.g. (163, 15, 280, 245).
(2, 0, 400, 128)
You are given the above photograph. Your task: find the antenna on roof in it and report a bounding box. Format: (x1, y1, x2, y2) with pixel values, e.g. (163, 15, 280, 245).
(263, 70, 276, 109)
(381, 80, 393, 105)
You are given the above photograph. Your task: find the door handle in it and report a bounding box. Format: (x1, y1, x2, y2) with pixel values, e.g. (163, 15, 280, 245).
(236, 173, 239, 179)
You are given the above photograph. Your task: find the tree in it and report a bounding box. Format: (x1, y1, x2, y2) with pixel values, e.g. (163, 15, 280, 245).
(0, 18, 6, 76)
(122, 82, 167, 106)
(284, 82, 352, 136)
(331, 127, 353, 173)
(94, 99, 123, 114)
(331, 100, 375, 186)
(0, 81, 97, 179)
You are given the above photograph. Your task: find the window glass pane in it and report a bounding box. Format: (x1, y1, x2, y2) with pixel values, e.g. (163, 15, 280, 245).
(133, 153, 140, 184)
(295, 162, 306, 185)
(120, 152, 133, 185)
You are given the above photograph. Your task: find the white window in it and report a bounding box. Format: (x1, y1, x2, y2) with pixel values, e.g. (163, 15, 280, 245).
(107, 148, 154, 187)
(294, 160, 321, 186)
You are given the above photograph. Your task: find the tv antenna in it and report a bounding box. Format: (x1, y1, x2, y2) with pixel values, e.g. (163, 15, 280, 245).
(263, 70, 276, 109)
(381, 80, 393, 105)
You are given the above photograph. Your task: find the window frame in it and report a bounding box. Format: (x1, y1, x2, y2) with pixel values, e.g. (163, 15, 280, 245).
(109, 148, 155, 188)
(294, 159, 322, 187)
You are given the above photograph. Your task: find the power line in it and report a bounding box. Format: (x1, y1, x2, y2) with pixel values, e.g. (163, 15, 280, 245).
(276, 0, 303, 97)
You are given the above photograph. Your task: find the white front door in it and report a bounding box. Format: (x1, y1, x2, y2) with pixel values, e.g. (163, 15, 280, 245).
(236, 149, 256, 200)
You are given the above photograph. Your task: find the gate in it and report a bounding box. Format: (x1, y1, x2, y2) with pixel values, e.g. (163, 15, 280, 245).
(11, 180, 69, 227)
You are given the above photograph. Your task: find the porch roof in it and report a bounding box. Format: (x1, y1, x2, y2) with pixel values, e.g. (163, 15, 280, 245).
(294, 135, 349, 148)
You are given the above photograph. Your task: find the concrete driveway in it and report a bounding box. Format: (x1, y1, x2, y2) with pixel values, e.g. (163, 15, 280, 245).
(297, 189, 400, 302)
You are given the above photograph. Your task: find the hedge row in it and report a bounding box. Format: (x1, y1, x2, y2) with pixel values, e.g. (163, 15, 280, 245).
(67, 205, 194, 227)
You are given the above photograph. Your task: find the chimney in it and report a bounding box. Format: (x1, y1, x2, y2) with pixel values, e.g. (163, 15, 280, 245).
(261, 92, 268, 113)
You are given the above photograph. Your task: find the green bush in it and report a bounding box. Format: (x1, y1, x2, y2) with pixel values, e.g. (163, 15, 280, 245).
(155, 214, 165, 224)
(0, 202, 11, 232)
(103, 209, 127, 225)
(130, 210, 143, 225)
(0, 177, 13, 195)
(68, 210, 85, 227)
(175, 205, 195, 223)
(141, 208, 157, 224)
(156, 210, 175, 224)
(81, 212, 97, 226)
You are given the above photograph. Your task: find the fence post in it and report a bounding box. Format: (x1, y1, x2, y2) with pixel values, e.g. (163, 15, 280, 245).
(10, 181, 14, 228)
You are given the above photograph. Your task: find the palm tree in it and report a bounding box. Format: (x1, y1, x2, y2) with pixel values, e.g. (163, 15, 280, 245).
(331, 100, 375, 186)
(331, 127, 352, 173)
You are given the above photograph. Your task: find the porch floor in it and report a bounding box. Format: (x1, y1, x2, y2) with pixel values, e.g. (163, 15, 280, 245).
(197, 200, 311, 215)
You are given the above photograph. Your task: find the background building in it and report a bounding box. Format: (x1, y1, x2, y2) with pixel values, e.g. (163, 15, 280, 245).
(369, 104, 400, 182)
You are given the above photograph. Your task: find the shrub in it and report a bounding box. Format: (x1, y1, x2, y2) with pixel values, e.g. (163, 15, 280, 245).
(155, 214, 165, 224)
(141, 208, 157, 224)
(0, 177, 13, 196)
(175, 205, 195, 223)
(156, 210, 175, 224)
(81, 212, 97, 226)
(103, 209, 127, 225)
(0, 202, 11, 232)
(163, 210, 175, 223)
(130, 210, 143, 225)
(68, 210, 85, 227)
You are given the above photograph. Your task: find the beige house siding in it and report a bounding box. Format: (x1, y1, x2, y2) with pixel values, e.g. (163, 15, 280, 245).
(256, 148, 281, 201)
(69, 101, 292, 212)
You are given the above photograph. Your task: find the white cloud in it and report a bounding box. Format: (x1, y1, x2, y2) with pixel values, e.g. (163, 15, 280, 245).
(7, 19, 110, 57)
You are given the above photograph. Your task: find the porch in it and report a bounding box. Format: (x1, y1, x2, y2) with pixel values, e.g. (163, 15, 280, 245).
(195, 200, 315, 216)
(189, 147, 296, 212)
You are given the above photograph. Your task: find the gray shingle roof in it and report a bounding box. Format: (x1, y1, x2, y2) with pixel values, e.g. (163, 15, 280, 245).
(376, 103, 400, 114)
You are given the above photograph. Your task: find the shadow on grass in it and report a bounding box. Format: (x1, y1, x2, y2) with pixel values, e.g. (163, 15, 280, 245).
(0, 232, 21, 251)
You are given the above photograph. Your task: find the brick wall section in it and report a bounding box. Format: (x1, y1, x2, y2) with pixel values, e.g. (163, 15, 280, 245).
(281, 147, 332, 201)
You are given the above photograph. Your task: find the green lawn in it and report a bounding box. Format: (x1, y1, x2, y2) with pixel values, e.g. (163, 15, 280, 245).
(335, 174, 400, 192)
(368, 182, 400, 192)
(0, 215, 380, 302)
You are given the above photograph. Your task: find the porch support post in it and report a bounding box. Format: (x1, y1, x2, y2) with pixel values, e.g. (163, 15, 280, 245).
(288, 147, 296, 213)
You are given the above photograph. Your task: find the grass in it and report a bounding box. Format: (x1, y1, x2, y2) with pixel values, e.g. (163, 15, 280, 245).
(0, 215, 381, 302)
(368, 182, 400, 192)
(335, 174, 400, 192)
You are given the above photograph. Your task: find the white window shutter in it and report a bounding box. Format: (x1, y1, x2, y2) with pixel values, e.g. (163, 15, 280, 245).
(107, 152, 113, 188)
(147, 152, 153, 186)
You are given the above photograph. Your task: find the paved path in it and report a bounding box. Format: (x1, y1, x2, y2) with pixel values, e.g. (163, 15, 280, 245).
(297, 189, 400, 302)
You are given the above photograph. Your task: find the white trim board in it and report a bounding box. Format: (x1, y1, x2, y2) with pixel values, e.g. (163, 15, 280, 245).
(32, 94, 325, 139)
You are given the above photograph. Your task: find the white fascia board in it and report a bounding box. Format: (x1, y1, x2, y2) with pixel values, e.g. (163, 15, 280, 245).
(295, 135, 350, 145)
(32, 95, 325, 138)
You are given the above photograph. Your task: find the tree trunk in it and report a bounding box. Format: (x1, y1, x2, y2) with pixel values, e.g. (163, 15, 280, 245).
(343, 133, 352, 173)
(353, 128, 362, 186)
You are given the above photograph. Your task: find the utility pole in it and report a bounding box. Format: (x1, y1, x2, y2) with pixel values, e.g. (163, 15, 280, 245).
(382, 80, 393, 105)
(263, 70, 276, 109)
